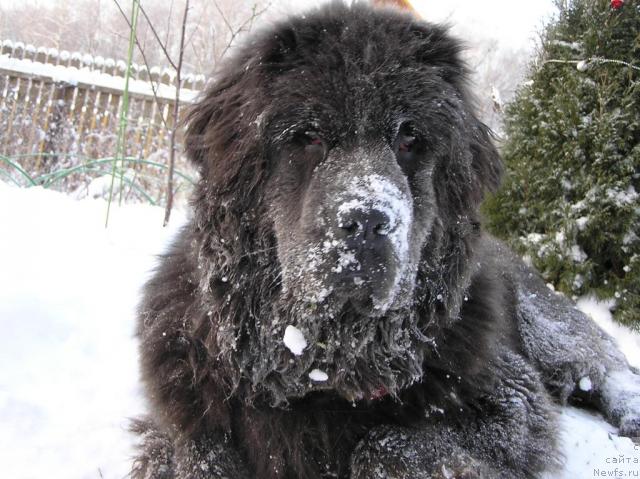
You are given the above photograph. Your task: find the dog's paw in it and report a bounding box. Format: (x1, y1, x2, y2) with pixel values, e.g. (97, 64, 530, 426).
(601, 369, 640, 440)
(350, 425, 496, 479)
(619, 416, 640, 441)
(430, 462, 483, 479)
(350, 426, 423, 479)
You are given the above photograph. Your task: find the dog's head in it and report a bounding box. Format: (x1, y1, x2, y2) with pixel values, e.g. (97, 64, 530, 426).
(185, 3, 502, 405)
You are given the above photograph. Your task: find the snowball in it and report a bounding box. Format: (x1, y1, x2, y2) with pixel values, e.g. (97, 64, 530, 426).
(578, 376, 592, 392)
(283, 325, 307, 356)
(308, 369, 329, 382)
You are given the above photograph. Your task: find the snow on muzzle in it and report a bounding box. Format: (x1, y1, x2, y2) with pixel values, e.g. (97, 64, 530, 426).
(331, 174, 412, 312)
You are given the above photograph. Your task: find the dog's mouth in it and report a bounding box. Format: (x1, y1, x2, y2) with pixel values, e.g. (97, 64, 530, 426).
(299, 364, 394, 403)
(342, 295, 378, 317)
(314, 267, 402, 317)
(263, 263, 424, 406)
(277, 310, 414, 403)
(290, 385, 391, 411)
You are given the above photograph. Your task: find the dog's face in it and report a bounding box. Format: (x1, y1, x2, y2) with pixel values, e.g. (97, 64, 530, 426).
(186, 4, 501, 405)
(266, 101, 438, 318)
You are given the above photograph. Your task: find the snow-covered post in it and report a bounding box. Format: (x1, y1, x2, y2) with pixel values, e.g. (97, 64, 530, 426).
(41, 83, 74, 168)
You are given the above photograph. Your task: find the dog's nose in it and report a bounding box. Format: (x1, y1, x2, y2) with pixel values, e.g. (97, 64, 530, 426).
(338, 209, 391, 247)
(333, 209, 397, 296)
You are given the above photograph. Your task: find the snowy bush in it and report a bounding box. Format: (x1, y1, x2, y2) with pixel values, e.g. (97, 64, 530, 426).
(484, 0, 639, 327)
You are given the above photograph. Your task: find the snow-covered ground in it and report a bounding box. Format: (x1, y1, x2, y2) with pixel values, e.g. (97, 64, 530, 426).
(0, 183, 185, 478)
(0, 182, 638, 478)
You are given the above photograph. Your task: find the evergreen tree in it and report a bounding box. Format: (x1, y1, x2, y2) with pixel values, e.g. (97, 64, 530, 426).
(484, 0, 640, 327)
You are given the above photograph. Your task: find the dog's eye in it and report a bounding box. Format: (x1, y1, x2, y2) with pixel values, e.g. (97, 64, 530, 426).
(397, 135, 416, 153)
(304, 131, 324, 147)
(394, 123, 421, 165)
(306, 132, 323, 146)
(301, 131, 327, 157)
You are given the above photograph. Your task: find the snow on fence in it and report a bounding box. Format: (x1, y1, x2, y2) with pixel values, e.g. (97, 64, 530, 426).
(0, 39, 205, 174)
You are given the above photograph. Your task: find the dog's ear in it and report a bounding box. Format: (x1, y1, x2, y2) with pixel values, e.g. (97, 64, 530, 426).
(469, 119, 503, 198)
(406, 22, 467, 88)
(435, 115, 503, 216)
(184, 23, 302, 198)
(183, 56, 266, 203)
(262, 25, 299, 70)
(406, 22, 503, 198)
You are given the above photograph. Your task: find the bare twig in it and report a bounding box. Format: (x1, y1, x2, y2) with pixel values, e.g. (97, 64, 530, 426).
(112, 0, 170, 131)
(544, 57, 640, 72)
(184, 9, 204, 54)
(217, 2, 271, 60)
(164, 0, 175, 50)
(212, 1, 235, 37)
(164, 0, 190, 226)
(138, 3, 178, 70)
(111, 0, 271, 224)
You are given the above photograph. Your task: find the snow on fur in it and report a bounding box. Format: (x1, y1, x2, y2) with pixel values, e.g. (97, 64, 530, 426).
(283, 325, 307, 356)
(335, 174, 412, 311)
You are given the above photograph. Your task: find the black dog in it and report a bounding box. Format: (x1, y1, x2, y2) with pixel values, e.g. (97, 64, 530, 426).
(132, 3, 640, 478)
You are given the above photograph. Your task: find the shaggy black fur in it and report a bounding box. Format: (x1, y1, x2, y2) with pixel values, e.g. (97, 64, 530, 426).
(132, 3, 640, 478)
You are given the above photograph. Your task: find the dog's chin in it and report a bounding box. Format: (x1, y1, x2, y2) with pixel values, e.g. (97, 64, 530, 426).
(284, 370, 396, 404)
(345, 296, 375, 316)
(330, 380, 394, 403)
(328, 283, 399, 318)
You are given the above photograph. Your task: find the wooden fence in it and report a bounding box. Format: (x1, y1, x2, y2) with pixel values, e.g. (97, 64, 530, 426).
(0, 39, 205, 180)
